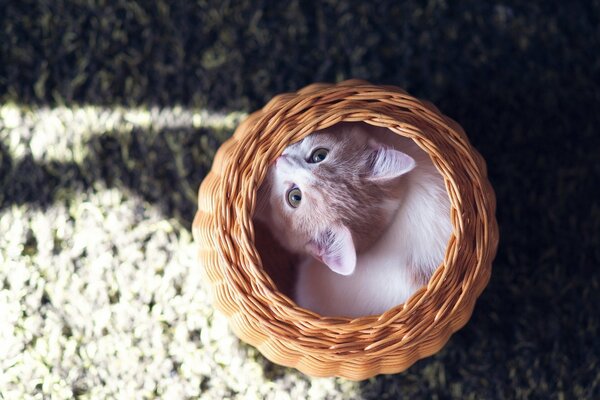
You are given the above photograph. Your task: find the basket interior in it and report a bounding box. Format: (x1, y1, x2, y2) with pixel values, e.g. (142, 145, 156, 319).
(252, 121, 451, 309)
(253, 219, 298, 297)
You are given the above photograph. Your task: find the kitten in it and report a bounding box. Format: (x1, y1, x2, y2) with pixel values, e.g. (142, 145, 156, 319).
(255, 123, 452, 317)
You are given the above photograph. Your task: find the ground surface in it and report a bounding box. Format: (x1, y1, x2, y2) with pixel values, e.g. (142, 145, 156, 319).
(1, 1, 599, 399)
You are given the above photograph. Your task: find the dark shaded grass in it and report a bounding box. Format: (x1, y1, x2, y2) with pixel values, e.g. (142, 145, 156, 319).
(1, 0, 599, 398)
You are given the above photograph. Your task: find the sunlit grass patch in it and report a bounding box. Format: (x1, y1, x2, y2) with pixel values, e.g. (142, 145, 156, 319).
(0, 104, 360, 399)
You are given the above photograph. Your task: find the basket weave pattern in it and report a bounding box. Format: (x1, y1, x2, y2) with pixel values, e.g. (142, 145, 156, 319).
(192, 80, 498, 380)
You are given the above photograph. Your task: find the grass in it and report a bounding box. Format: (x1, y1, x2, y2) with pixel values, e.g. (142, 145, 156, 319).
(1, 1, 599, 398)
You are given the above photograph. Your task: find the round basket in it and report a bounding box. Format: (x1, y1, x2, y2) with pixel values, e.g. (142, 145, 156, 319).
(192, 79, 498, 380)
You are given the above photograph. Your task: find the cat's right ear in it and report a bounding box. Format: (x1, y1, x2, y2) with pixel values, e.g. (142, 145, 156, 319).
(306, 225, 356, 276)
(367, 141, 415, 181)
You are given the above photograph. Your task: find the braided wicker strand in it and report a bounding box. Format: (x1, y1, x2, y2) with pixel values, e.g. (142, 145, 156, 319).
(192, 80, 499, 380)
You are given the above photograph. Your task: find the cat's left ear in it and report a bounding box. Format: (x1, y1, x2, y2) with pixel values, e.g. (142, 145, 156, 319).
(367, 140, 415, 181)
(306, 225, 356, 276)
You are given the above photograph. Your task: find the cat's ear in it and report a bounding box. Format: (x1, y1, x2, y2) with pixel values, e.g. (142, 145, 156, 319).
(306, 225, 356, 276)
(367, 140, 415, 181)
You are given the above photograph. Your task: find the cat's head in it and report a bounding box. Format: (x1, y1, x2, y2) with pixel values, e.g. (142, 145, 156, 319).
(256, 125, 415, 275)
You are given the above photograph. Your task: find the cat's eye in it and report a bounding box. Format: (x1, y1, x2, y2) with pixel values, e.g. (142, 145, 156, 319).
(309, 148, 329, 163)
(286, 187, 302, 208)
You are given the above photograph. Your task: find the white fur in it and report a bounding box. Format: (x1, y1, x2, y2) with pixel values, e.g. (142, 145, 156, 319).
(295, 127, 452, 317)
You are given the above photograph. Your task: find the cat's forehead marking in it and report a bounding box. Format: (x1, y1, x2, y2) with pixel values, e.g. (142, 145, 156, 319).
(275, 160, 312, 183)
(284, 132, 358, 161)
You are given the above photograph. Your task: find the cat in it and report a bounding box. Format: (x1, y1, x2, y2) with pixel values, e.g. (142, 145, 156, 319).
(254, 123, 452, 317)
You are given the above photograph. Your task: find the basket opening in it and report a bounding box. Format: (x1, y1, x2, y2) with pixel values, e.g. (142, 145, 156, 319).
(253, 122, 451, 315)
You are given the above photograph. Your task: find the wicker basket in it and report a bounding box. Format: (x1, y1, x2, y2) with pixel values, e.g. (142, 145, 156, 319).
(192, 79, 498, 380)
